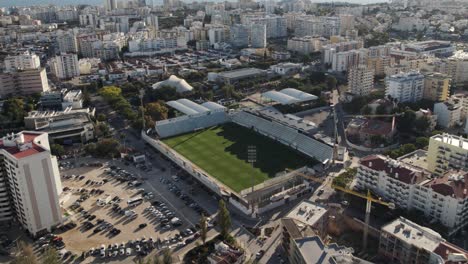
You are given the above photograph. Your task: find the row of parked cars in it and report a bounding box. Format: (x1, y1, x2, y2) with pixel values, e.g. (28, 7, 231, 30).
(160, 177, 208, 216)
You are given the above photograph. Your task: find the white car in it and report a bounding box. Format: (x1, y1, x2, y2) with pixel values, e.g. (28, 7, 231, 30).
(126, 248, 132, 256)
(112, 251, 118, 257)
(136, 245, 141, 252)
(119, 248, 125, 255)
(100, 249, 106, 258)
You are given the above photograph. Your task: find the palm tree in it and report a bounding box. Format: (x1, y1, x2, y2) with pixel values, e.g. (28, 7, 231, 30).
(162, 249, 172, 264)
(41, 247, 60, 264)
(11, 241, 37, 264)
(199, 214, 208, 246)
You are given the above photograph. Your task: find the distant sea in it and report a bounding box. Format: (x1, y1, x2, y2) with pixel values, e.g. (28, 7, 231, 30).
(1, 0, 388, 8)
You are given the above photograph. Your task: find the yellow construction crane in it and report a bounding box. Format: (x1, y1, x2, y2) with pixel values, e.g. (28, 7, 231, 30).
(287, 169, 395, 249)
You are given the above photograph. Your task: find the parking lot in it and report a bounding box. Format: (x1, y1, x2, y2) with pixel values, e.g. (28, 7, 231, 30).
(51, 158, 213, 262)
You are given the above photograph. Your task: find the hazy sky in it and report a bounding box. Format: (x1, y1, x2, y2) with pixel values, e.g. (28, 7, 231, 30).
(1, 0, 388, 8)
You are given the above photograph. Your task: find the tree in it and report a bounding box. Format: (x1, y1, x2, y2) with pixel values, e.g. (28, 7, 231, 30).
(370, 135, 386, 146)
(222, 84, 235, 99)
(217, 200, 231, 239)
(41, 247, 60, 264)
(325, 75, 337, 90)
(414, 116, 430, 133)
(99, 86, 122, 101)
(401, 143, 417, 154)
(397, 110, 416, 133)
(376, 104, 387, 115)
(145, 102, 168, 122)
(415, 137, 429, 148)
(11, 241, 37, 264)
(3, 97, 25, 122)
(361, 105, 372, 115)
(199, 214, 208, 246)
(96, 123, 111, 137)
(97, 113, 107, 122)
(50, 144, 65, 157)
(162, 249, 173, 264)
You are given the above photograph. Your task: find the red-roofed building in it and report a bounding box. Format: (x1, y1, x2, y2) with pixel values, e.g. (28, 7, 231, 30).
(0, 131, 62, 237)
(357, 155, 468, 235)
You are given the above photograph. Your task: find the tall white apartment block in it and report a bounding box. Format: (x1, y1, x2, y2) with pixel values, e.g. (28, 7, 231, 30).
(51, 53, 80, 79)
(331, 49, 366, 72)
(230, 24, 250, 48)
(357, 155, 468, 235)
(250, 15, 287, 39)
(207, 26, 230, 45)
(0, 132, 62, 236)
(56, 33, 78, 54)
(385, 70, 424, 103)
(250, 24, 267, 48)
(4, 51, 40, 72)
(348, 65, 374, 96)
(79, 14, 98, 27)
(427, 134, 468, 176)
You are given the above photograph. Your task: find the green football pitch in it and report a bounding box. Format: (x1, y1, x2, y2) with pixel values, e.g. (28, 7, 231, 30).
(162, 123, 316, 192)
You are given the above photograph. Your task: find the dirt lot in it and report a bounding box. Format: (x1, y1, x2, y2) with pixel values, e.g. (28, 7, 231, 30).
(59, 163, 191, 255)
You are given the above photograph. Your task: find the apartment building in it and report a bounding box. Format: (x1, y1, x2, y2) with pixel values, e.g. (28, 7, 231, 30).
(366, 56, 394, 77)
(332, 49, 366, 72)
(433, 101, 462, 128)
(435, 51, 468, 88)
(250, 24, 267, 48)
(347, 65, 374, 96)
(423, 72, 451, 102)
(50, 53, 80, 79)
(281, 200, 370, 264)
(427, 134, 468, 175)
(385, 71, 424, 103)
(208, 26, 230, 45)
(322, 40, 364, 64)
(339, 14, 354, 35)
(0, 68, 49, 98)
(56, 32, 78, 54)
(380, 217, 468, 264)
(250, 15, 287, 39)
(230, 24, 249, 48)
(0, 132, 62, 236)
(4, 51, 40, 72)
(294, 16, 340, 38)
(287, 36, 327, 55)
(357, 154, 468, 234)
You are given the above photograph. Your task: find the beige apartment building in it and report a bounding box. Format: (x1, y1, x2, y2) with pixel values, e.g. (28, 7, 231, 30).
(0, 68, 49, 98)
(423, 72, 451, 101)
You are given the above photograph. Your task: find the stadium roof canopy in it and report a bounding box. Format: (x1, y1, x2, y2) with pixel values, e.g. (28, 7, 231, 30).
(166, 99, 225, 115)
(152, 75, 193, 93)
(262, 88, 318, 105)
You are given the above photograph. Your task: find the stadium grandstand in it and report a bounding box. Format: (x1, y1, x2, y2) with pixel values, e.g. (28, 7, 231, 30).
(154, 99, 228, 138)
(231, 111, 333, 163)
(262, 88, 318, 105)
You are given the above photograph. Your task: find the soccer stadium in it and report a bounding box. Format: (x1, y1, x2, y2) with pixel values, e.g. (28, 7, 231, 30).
(142, 89, 334, 215)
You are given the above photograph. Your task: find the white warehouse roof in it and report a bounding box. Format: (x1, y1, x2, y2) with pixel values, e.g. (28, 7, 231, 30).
(166, 99, 226, 115)
(262, 88, 318, 105)
(152, 75, 193, 93)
